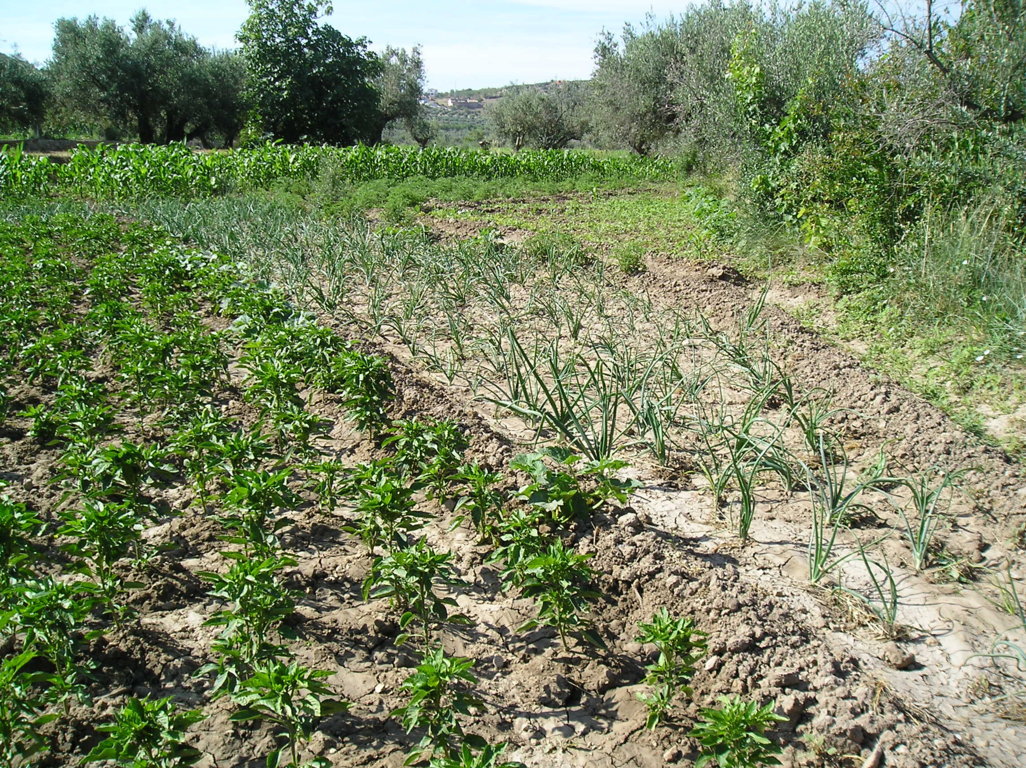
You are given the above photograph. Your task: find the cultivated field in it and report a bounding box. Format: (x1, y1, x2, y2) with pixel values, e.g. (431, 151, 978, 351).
(1, 144, 1025, 768)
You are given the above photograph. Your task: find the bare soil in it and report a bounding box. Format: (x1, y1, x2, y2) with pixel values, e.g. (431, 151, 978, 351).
(4, 209, 1026, 768)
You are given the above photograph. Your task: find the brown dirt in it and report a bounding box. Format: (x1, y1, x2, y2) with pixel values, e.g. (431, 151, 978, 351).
(5, 210, 1026, 768)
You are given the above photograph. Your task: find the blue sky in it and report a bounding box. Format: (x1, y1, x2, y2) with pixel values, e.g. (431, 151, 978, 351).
(0, 0, 688, 89)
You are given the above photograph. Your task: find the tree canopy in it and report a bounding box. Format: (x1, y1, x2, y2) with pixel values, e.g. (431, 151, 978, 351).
(49, 12, 245, 145)
(0, 54, 48, 135)
(237, 0, 381, 145)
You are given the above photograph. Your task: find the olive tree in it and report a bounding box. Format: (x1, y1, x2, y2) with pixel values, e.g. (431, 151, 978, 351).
(49, 11, 243, 143)
(0, 53, 48, 135)
(370, 45, 430, 145)
(488, 82, 587, 150)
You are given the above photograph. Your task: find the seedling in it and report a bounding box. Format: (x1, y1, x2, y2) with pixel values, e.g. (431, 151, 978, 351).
(0, 491, 43, 580)
(427, 742, 525, 768)
(3, 576, 97, 702)
(511, 448, 637, 527)
(201, 554, 298, 678)
(393, 647, 481, 763)
(362, 539, 468, 646)
(59, 498, 148, 613)
(635, 609, 707, 728)
(345, 459, 424, 554)
(231, 659, 348, 768)
(0, 650, 58, 768)
(892, 468, 968, 571)
(689, 696, 786, 768)
(453, 463, 506, 539)
(518, 541, 603, 650)
(385, 418, 467, 498)
(83, 696, 204, 768)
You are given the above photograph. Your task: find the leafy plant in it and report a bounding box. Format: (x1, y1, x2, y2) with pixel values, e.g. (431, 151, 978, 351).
(427, 742, 525, 768)
(231, 659, 348, 768)
(384, 418, 467, 498)
(518, 540, 603, 649)
(453, 463, 506, 539)
(393, 648, 481, 764)
(689, 696, 786, 768)
(362, 538, 468, 646)
(220, 469, 299, 557)
(201, 554, 298, 686)
(0, 650, 57, 768)
(0, 491, 43, 580)
(345, 459, 424, 554)
(59, 498, 148, 613)
(2, 577, 97, 701)
(83, 696, 204, 768)
(635, 609, 707, 728)
(511, 448, 636, 527)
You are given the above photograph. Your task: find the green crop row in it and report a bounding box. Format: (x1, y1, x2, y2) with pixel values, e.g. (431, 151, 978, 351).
(0, 142, 682, 200)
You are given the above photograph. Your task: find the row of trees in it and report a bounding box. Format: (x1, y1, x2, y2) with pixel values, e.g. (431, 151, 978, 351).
(0, 0, 427, 147)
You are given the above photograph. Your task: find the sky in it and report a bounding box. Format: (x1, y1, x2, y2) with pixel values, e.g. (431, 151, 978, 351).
(0, 0, 689, 90)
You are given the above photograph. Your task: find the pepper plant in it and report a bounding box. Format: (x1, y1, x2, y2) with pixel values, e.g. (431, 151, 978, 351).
(393, 648, 481, 764)
(83, 696, 204, 768)
(635, 609, 707, 728)
(690, 696, 786, 768)
(230, 659, 348, 768)
(362, 538, 468, 646)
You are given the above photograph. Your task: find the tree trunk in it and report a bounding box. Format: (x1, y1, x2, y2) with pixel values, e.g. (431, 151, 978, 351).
(137, 114, 155, 144)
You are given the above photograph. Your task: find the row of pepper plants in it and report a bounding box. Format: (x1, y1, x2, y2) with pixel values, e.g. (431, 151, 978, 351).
(0, 210, 783, 768)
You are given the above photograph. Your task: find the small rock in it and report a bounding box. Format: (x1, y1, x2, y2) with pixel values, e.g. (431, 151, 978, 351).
(617, 512, 642, 531)
(775, 692, 810, 727)
(727, 626, 756, 653)
(704, 655, 722, 673)
(881, 641, 916, 670)
(769, 670, 802, 689)
(623, 642, 644, 657)
(663, 747, 683, 762)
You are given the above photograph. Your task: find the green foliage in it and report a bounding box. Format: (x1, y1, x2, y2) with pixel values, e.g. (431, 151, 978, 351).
(238, 0, 381, 145)
(613, 242, 646, 274)
(427, 742, 525, 768)
(230, 659, 348, 768)
(0, 490, 43, 580)
(635, 609, 707, 729)
(453, 463, 506, 539)
(83, 696, 204, 768)
(372, 46, 429, 145)
(511, 448, 636, 527)
(362, 538, 467, 646)
(591, 18, 682, 154)
(0, 54, 48, 134)
(201, 554, 298, 683)
(393, 648, 481, 763)
(2, 577, 97, 700)
(690, 696, 786, 768)
(0, 650, 58, 768)
(488, 83, 588, 150)
(344, 458, 424, 554)
(517, 540, 602, 649)
(384, 418, 467, 496)
(59, 498, 148, 611)
(49, 12, 246, 144)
